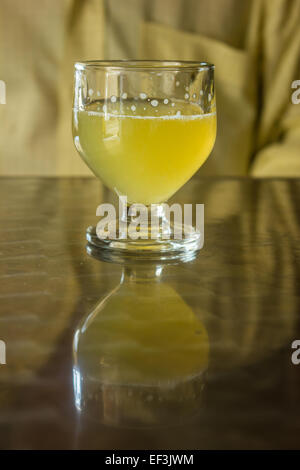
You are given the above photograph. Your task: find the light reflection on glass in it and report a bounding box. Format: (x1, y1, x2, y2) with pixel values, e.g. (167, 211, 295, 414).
(73, 256, 209, 428)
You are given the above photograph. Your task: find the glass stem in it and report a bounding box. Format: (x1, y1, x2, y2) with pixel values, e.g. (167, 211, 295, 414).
(118, 201, 171, 240)
(121, 264, 164, 284)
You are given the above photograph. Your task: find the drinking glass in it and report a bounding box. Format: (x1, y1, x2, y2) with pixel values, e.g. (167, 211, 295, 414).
(72, 60, 216, 259)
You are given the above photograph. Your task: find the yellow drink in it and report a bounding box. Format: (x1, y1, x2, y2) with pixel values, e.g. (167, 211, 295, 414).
(73, 100, 216, 204)
(77, 280, 209, 386)
(74, 278, 209, 425)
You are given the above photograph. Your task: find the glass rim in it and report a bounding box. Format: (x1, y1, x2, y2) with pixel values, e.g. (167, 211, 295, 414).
(74, 60, 215, 72)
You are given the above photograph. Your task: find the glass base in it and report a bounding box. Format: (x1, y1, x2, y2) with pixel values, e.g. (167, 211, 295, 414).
(86, 225, 202, 261)
(86, 201, 203, 261)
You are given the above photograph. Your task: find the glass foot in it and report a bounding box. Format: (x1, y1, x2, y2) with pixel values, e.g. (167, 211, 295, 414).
(86, 202, 203, 261)
(86, 225, 202, 261)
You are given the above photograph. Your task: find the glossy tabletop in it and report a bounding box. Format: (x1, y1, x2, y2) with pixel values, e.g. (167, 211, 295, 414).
(0, 177, 299, 449)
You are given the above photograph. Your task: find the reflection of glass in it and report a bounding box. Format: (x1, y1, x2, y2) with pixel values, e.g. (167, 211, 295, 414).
(72, 60, 216, 258)
(73, 260, 209, 428)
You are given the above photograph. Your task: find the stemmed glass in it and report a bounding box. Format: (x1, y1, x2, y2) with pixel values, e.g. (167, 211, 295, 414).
(72, 60, 216, 258)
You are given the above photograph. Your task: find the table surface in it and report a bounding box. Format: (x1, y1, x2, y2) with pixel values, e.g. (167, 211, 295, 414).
(0, 176, 300, 450)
